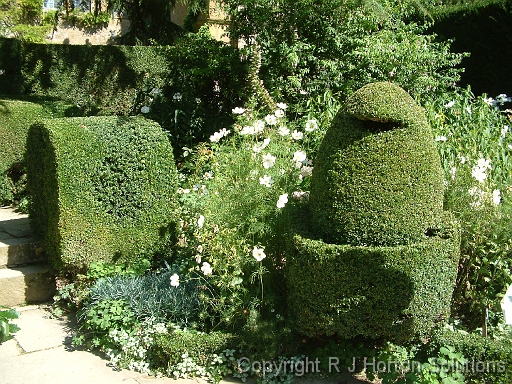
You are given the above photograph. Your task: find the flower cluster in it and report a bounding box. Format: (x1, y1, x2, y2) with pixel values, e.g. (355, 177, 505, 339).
(471, 158, 491, 183)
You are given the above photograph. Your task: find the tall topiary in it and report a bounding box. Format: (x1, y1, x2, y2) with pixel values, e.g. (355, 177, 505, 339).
(286, 82, 460, 343)
(26, 116, 178, 273)
(310, 82, 445, 246)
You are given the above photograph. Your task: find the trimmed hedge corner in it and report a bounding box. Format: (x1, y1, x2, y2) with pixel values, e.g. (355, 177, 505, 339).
(26, 116, 178, 273)
(310, 82, 445, 246)
(286, 207, 460, 344)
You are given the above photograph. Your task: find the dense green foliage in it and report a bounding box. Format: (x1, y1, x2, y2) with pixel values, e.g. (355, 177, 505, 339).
(26, 116, 178, 273)
(0, 33, 248, 153)
(429, 328, 512, 383)
(310, 82, 445, 246)
(0, 0, 54, 42)
(286, 206, 460, 343)
(0, 96, 79, 206)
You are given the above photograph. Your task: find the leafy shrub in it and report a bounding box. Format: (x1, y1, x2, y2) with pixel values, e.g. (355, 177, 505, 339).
(428, 328, 512, 384)
(0, 97, 78, 206)
(26, 116, 178, 273)
(310, 82, 445, 246)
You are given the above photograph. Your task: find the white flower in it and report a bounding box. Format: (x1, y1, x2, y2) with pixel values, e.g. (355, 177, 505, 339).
(252, 246, 266, 261)
(435, 135, 447, 142)
(276, 193, 288, 208)
(201, 262, 213, 276)
(466, 106, 472, 115)
(204, 171, 213, 179)
(450, 167, 457, 180)
(265, 114, 278, 126)
(276, 102, 288, 110)
(182, 189, 190, 194)
(483, 97, 497, 107)
(292, 191, 309, 201)
(210, 131, 223, 142)
(195, 255, 202, 264)
(219, 128, 231, 137)
(444, 100, 455, 108)
(240, 125, 255, 135)
(170, 273, 180, 287)
(291, 130, 303, 140)
(457, 153, 467, 164)
(492, 189, 501, 205)
(278, 126, 290, 136)
(141, 106, 150, 114)
(305, 119, 318, 132)
(232, 107, 246, 114)
(253, 138, 271, 153)
(477, 158, 491, 170)
(150, 87, 162, 96)
(173, 93, 182, 101)
(262, 153, 276, 169)
(293, 150, 307, 163)
(299, 166, 314, 178)
(502, 125, 509, 138)
(259, 175, 273, 187)
(197, 244, 203, 253)
(471, 165, 488, 183)
(275, 109, 285, 118)
(254, 120, 265, 133)
(197, 215, 205, 228)
(195, 98, 201, 104)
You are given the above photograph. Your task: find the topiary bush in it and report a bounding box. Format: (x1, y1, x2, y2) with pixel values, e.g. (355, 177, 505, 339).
(0, 97, 80, 206)
(310, 81, 445, 246)
(26, 116, 178, 273)
(286, 82, 460, 343)
(286, 206, 460, 344)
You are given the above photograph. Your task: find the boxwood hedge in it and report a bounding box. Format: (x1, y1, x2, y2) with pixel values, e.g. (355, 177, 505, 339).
(26, 116, 178, 273)
(285, 205, 460, 344)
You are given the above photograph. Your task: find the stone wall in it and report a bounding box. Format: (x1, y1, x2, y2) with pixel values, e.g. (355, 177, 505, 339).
(46, 17, 130, 45)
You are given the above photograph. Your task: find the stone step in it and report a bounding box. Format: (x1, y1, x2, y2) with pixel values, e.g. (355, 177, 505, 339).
(0, 264, 56, 307)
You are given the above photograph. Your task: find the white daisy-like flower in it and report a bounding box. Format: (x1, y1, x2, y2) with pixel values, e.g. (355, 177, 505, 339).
(240, 125, 255, 135)
(492, 189, 501, 205)
(254, 120, 265, 133)
(305, 119, 318, 132)
(141, 106, 150, 114)
(299, 166, 314, 178)
(471, 165, 488, 183)
(195, 255, 202, 264)
(265, 114, 278, 126)
(293, 150, 307, 163)
(201, 262, 213, 276)
(276, 193, 288, 208)
(278, 126, 290, 136)
(444, 100, 455, 108)
(275, 109, 285, 118)
(210, 131, 223, 142)
(435, 135, 447, 142)
(253, 138, 271, 153)
(232, 107, 246, 114)
(276, 102, 288, 109)
(197, 215, 205, 228)
(291, 130, 304, 140)
(197, 245, 203, 253)
(170, 273, 180, 287)
(259, 175, 273, 187)
(219, 128, 231, 137)
(477, 158, 491, 170)
(457, 153, 467, 164)
(501, 125, 509, 138)
(252, 246, 266, 261)
(262, 153, 276, 169)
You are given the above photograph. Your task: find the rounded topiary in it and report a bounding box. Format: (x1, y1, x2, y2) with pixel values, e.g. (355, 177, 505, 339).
(310, 82, 445, 246)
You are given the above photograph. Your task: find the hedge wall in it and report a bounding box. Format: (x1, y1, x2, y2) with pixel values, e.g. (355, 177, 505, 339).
(285, 206, 460, 344)
(0, 34, 248, 151)
(26, 116, 178, 273)
(0, 97, 80, 205)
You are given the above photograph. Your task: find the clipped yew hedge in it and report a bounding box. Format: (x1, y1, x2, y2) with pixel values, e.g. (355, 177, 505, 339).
(26, 116, 178, 273)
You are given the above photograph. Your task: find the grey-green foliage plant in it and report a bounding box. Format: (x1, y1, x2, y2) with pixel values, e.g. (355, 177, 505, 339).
(81, 270, 205, 328)
(222, 0, 466, 116)
(0, 306, 20, 343)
